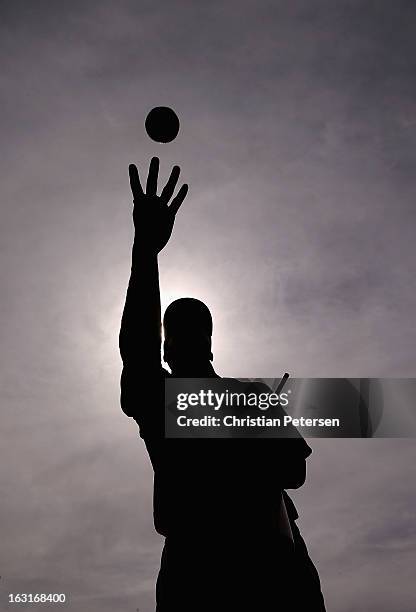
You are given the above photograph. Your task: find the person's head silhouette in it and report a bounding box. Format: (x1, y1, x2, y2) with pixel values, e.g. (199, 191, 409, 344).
(163, 298, 215, 375)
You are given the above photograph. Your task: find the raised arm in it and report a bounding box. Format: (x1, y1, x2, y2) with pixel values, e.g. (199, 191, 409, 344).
(119, 157, 188, 416)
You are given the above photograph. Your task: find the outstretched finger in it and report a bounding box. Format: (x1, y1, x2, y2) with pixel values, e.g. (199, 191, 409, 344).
(146, 157, 159, 196)
(128, 164, 144, 199)
(160, 165, 180, 205)
(169, 184, 188, 216)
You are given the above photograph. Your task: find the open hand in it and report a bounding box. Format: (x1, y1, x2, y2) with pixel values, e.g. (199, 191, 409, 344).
(129, 157, 188, 253)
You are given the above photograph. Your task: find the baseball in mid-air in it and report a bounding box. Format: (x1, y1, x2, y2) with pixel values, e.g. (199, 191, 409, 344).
(145, 106, 180, 143)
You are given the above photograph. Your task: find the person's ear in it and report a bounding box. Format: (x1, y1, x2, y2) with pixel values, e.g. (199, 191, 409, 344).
(163, 340, 170, 364)
(207, 337, 213, 361)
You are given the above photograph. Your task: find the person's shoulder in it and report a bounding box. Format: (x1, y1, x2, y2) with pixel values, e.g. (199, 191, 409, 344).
(220, 377, 271, 393)
(122, 362, 167, 382)
(120, 363, 168, 417)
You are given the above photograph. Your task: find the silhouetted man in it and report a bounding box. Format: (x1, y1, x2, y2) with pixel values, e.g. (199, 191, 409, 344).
(119, 157, 326, 611)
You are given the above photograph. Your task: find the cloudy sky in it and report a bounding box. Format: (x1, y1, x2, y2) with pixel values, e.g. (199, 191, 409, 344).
(1, 1, 416, 610)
